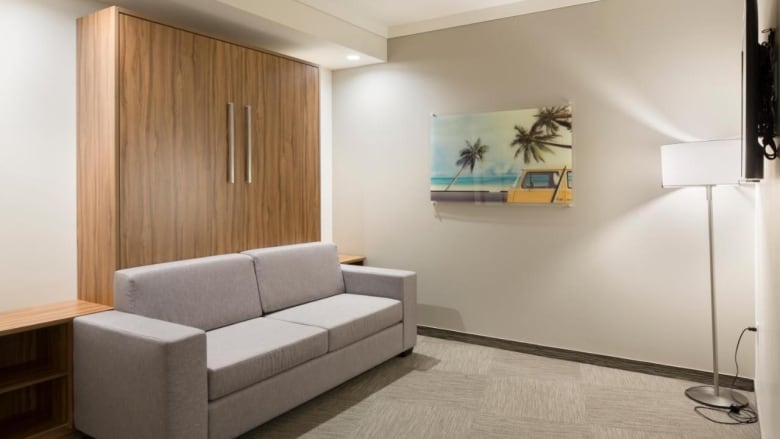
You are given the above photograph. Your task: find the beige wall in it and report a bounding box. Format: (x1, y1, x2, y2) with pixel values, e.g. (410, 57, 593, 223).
(0, 0, 105, 312)
(333, 0, 757, 375)
(754, 0, 780, 433)
(756, 163, 780, 439)
(320, 67, 334, 243)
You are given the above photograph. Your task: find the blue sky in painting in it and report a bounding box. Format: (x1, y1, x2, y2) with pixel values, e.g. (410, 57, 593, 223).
(430, 108, 572, 179)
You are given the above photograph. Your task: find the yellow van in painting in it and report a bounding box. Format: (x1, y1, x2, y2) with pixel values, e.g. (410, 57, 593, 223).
(506, 167, 572, 204)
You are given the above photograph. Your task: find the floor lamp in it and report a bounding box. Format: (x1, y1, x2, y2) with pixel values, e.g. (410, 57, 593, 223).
(660, 139, 750, 409)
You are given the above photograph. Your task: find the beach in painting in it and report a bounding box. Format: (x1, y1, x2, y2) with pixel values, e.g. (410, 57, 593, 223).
(430, 176, 518, 192)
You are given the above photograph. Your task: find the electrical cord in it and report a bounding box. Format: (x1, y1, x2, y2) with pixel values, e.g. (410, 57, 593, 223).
(693, 327, 759, 425)
(694, 405, 758, 425)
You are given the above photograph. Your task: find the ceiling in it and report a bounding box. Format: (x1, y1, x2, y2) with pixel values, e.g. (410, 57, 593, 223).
(295, 0, 599, 38)
(108, 0, 600, 69)
(294, 0, 530, 36)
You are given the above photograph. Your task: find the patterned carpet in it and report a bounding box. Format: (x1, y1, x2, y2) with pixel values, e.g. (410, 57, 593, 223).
(242, 335, 761, 439)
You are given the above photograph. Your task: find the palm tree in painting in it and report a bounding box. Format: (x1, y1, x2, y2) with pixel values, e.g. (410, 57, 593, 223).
(445, 138, 489, 190)
(511, 106, 572, 164)
(533, 106, 572, 135)
(511, 126, 557, 164)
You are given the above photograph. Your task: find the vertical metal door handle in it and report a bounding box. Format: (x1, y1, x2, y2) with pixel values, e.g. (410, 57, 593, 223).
(228, 102, 235, 184)
(245, 105, 252, 184)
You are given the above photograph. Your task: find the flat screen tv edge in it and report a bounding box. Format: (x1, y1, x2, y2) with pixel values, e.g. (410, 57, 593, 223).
(743, 0, 765, 181)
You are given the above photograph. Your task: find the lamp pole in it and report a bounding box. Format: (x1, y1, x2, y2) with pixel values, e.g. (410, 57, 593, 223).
(684, 185, 749, 408)
(706, 185, 720, 395)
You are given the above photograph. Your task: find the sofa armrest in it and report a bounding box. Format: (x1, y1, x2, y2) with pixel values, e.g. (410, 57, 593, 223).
(341, 265, 417, 350)
(74, 311, 207, 439)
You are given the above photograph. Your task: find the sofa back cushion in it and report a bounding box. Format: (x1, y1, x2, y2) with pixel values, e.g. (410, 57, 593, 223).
(114, 254, 263, 331)
(242, 243, 345, 313)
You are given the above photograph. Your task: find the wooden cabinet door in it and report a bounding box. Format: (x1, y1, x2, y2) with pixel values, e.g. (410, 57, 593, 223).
(244, 52, 320, 249)
(243, 50, 279, 249)
(211, 40, 247, 255)
(277, 58, 320, 244)
(118, 15, 245, 267)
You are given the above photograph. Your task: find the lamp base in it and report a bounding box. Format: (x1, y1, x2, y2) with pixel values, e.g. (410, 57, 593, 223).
(685, 385, 749, 409)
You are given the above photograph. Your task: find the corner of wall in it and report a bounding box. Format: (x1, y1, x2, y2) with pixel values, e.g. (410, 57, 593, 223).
(320, 67, 334, 243)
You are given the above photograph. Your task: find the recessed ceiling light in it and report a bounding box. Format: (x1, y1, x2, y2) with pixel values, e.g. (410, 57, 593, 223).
(346, 54, 361, 61)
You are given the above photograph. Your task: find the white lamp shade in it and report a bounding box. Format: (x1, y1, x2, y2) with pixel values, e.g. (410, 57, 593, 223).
(660, 139, 742, 187)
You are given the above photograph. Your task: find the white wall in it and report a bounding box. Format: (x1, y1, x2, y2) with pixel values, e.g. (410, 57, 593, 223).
(333, 0, 757, 376)
(754, 0, 780, 433)
(0, 0, 105, 312)
(756, 163, 780, 439)
(320, 67, 334, 242)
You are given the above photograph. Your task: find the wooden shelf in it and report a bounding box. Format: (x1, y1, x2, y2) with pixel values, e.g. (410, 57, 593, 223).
(0, 413, 73, 439)
(0, 300, 111, 439)
(0, 378, 69, 439)
(339, 254, 365, 265)
(0, 300, 112, 336)
(0, 411, 60, 439)
(0, 362, 67, 395)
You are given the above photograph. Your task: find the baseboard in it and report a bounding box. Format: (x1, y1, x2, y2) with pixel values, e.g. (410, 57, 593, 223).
(417, 326, 755, 392)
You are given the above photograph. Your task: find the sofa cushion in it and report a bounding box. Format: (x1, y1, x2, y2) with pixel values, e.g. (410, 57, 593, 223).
(206, 317, 327, 400)
(242, 243, 345, 313)
(266, 294, 402, 351)
(115, 254, 262, 331)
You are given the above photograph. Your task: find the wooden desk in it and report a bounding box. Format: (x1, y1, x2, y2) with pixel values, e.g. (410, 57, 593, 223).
(0, 300, 112, 438)
(338, 254, 365, 265)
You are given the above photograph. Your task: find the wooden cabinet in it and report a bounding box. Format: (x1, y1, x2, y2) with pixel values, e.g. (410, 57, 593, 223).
(244, 52, 321, 249)
(78, 8, 320, 306)
(0, 301, 111, 438)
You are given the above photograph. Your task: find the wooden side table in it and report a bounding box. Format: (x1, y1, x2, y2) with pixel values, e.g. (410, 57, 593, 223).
(338, 254, 366, 266)
(0, 300, 112, 438)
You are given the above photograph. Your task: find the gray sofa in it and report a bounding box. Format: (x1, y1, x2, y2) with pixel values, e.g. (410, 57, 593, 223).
(73, 243, 416, 439)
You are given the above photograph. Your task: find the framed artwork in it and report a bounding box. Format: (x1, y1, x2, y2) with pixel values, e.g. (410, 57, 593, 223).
(430, 105, 573, 204)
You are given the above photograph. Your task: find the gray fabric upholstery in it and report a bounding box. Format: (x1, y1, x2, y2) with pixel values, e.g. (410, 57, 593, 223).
(115, 254, 262, 331)
(208, 324, 403, 439)
(242, 243, 345, 313)
(74, 245, 417, 438)
(206, 317, 327, 400)
(74, 311, 207, 439)
(341, 265, 418, 350)
(266, 293, 402, 351)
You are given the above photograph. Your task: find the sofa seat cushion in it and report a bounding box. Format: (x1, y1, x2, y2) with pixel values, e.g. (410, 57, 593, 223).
(266, 294, 402, 352)
(206, 317, 327, 400)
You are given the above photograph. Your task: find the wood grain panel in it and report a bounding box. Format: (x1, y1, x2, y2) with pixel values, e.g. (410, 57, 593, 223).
(210, 40, 246, 255)
(0, 378, 69, 439)
(278, 59, 320, 245)
(81, 8, 321, 298)
(244, 51, 278, 249)
(0, 301, 111, 337)
(0, 302, 98, 438)
(278, 58, 299, 244)
(114, 7, 318, 68)
(338, 254, 365, 265)
(60, 324, 73, 432)
(119, 15, 241, 267)
(245, 53, 319, 249)
(76, 7, 119, 307)
(0, 386, 38, 425)
(0, 327, 67, 396)
(303, 64, 321, 241)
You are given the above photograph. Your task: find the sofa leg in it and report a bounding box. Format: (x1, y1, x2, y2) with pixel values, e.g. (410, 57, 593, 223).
(398, 348, 414, 357)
